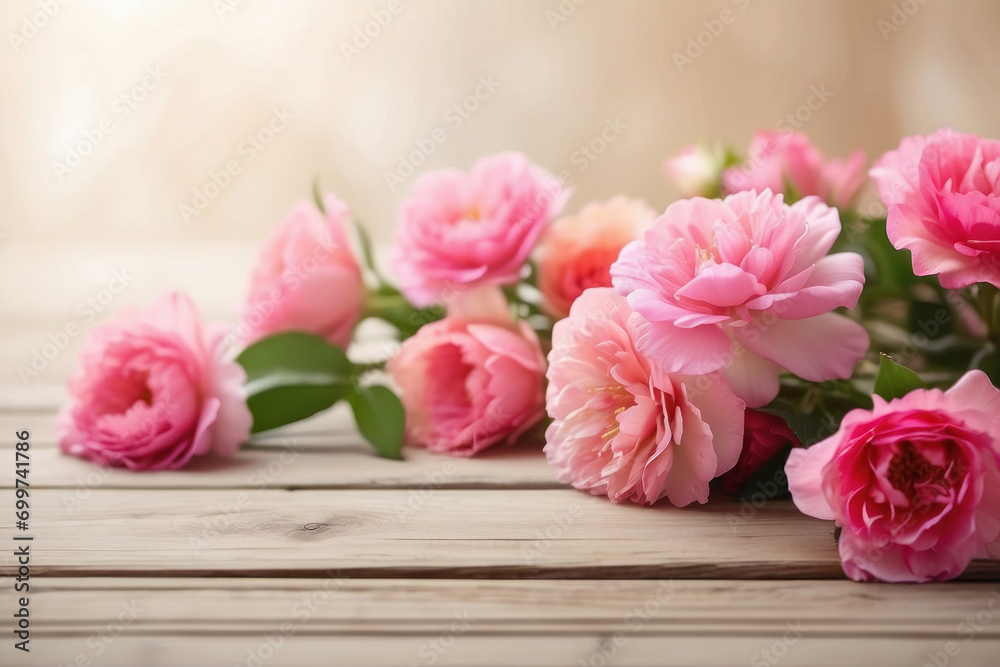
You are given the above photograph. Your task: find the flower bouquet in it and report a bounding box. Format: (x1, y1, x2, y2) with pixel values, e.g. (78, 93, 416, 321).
(57, 128, 1000, 583)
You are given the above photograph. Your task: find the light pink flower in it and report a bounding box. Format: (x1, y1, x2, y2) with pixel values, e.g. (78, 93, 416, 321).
(723, 130, 867, 209)
(720, 409, 802, 496)
(392, 152, 567, 307)
(611, 189, 869, 408)
(870, 128, 1000, 289)
(786, 370, 1000, 582)
(543, 288, 745, 506)
(239, 195, 363, 348)
(387, 296, 546, 457)
(537, 196, 655, 318)
(57, 292, 252, 471)
(663, 144, 725, 198)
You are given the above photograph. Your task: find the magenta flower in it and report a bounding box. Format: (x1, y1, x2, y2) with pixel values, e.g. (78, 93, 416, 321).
(786, 371, 1000, 582)
(870, 128, 1000, 289)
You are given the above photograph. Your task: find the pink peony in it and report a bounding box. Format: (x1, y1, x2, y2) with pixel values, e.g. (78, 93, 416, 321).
(870, 128, 1000, 289)
(536, 196, 655, 319)
(387, 294, 547, 457)
(611, 189, 869, 408)
(392, 152, 567, 307)
(663, 144, 726, 198)
(720, 409, 802, 496)
(57, 292, 252, 471)
(239, 194, 363, 348)
(723, 130, 867, 209)
(543, 288, 745, 506)
(786, 370, 1000, 582)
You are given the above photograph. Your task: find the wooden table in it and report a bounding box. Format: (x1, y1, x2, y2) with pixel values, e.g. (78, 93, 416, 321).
(2, 384, 1000, 666)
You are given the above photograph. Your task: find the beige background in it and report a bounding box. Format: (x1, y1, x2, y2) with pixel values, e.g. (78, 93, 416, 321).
(2, 0, 1000, 389)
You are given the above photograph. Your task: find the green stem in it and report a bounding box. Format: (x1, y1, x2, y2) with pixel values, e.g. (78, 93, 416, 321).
(353, 360, 387, 374)
(980, 283, 999, 348)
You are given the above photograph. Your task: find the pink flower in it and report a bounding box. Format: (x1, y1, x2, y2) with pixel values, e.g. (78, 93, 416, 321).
(786, 370, 1000, 582)
(536, 196, 655, 318)
(723, 130, 867, 209)
(239, 195, 363, 348)
(720, 410, 802, 495)
(870, 128, 1000, 289)
(387, 294, 546, 457)
(543, 288, 745, 506)
(663, 144, 725, 198)
(392, 152, 567, 307)
(57, 293, 252, 471)
(611, 189, 869, 408)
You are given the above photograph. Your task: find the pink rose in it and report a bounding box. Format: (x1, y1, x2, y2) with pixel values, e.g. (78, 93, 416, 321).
(720, 409, 802, 496)
(663, 144, 725, 198)
(536, 196, 655, 318)
(392, 152, 567, 307)
(239, 194, 363, 348)
(543, 288, 745, 506)
(786, 371, 1000, 582)
(611, 189, 869, 408)
(57, 292, 252, 471)
(387, 294, 546, 457)
(869, 128, 1000, 289)
(723, 130, 867, 209)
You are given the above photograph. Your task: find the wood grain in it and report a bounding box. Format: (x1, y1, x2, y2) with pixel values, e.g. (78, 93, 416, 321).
(4, 488, 999, 580)
(4, 578, 999, 666)
(0, 442, 561, 490)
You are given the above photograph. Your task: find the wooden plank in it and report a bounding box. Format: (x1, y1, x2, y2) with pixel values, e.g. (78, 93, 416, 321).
(4, 578, 1000, 666)
(3, 489, 998, 580)
(16, 635, 1000, 667)
(0, 443, 560, 490)
(11, 577, 1000, 633)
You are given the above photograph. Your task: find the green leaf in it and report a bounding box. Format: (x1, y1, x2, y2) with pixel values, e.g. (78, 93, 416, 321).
(352, 218, 382, 282)
(236, 332, 354, 433)
(872, 354, 925, 401)
(756, 398, 836, 448)
(312, 178, 326, 214)
(348, 384, 405, 460)
(246, 384, 351, 434)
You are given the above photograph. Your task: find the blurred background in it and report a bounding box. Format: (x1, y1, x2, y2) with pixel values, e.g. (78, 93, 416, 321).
(2, 0, 1000, 392)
